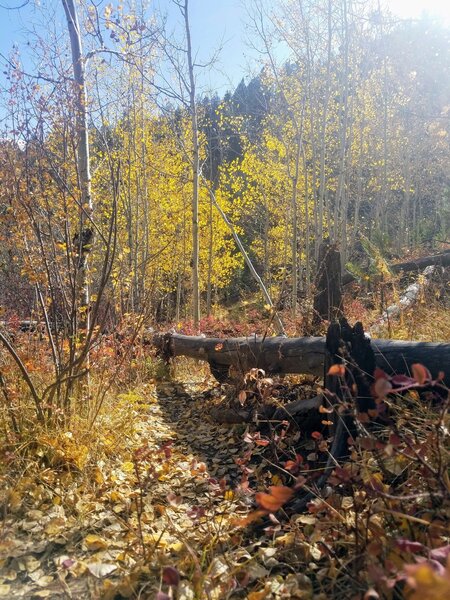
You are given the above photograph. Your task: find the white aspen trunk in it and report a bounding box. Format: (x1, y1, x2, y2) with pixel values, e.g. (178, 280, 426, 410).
(183, 0, 201, 326)
(317, 0, 333, 257)
(334, 0, 349, 255)
(62, 0, 93, 335)
(291, 141, 301, 317)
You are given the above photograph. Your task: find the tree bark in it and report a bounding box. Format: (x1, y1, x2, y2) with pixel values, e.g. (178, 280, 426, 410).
(62, 0, 93, 335)
(153, 331, 450, 383)
(313, 241, 342, 322)
(183, 0, 200, 326)
(342, 249, 450, 285)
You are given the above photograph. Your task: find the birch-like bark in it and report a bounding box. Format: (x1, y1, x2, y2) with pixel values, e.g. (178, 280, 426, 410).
(183, 0, 201, 326)
(62, 0, 93, 335)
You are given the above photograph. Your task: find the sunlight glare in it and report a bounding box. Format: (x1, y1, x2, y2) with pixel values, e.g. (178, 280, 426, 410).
(386, 0, 450, 23)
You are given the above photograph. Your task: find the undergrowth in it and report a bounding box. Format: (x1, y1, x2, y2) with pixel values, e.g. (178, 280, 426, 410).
(0, 283, 449, 599)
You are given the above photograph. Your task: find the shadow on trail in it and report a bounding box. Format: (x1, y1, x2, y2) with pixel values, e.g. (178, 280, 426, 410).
(154, 378, 244, 486)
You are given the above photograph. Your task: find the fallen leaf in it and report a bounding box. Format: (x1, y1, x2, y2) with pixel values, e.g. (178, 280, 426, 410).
(84, 534, 109, 551)
(232, 510, 268, 526)
(86, 562, 117, 578)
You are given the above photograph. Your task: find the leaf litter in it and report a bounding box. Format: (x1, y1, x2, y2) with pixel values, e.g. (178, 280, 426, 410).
(1, 366, 449, 599)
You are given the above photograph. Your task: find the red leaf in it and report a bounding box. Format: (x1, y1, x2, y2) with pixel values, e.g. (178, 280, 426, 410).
(395, 538, 425, 554)
(162, 566, 180, 587)
(430, 545, 450, 563)
(311, 431, 322, 440)
(391, 374, 416, 387)
(334, 466, 351, 482)
(357, 436, 377, 450)
(374, 377, 392, 399)
(187, 506, 205, 520)
(389, 433, 401, 447)
(294, 475, 307, 489)
(374, 368, 388, 380)
(411, 363, 431, 385)
(357, 411, 371, 423)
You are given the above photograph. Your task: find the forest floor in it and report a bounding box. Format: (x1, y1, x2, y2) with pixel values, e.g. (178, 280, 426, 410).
(1, 271, 450, 599)
(3, 366, 324, 599)
(1, 370, 258, 599)
(2, 362, 449, 600)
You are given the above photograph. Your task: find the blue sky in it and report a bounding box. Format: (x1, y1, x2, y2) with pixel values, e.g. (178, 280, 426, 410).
(0, 0, 260, 98)
(0, 0, 449, 102)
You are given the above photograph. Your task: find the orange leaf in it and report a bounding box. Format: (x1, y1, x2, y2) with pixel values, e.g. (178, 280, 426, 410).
(215, 343, 223, 351)
(232, 509, 268, 526)
(411, 363, 431, 385)
(256, 486, 293, 512)
(238, 390, 247, 404)
(328, 364, 345, 376)
(268, 485, 294, 502)
(255, 493, 284, 512)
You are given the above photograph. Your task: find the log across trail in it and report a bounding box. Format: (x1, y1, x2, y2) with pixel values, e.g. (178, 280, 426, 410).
(154, 332, 450, 382)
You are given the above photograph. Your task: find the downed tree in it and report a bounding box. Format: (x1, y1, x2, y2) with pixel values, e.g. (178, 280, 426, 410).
(153, 331, 450, 383)
(342, 248, 450, 285)
(370, 265, 437, 334)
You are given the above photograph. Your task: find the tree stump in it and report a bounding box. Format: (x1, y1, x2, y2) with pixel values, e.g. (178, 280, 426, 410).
(313, 241, 342, 324)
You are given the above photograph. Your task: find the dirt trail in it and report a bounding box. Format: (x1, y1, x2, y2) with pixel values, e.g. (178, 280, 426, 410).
(0, 380, 256, 599)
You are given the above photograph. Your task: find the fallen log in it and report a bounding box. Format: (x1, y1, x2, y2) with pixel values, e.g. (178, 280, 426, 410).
(370, 265, 437, 335)
(342, 249, 450, 285)
(153, 332, 450, 383)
